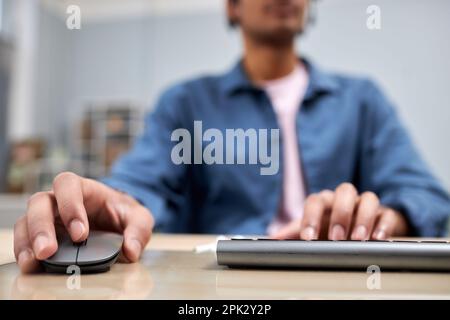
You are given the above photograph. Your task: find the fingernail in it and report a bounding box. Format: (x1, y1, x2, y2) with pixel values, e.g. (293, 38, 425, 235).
(33, 234, 49, 257)
(374, 229, 386, 240)
(301, 226, 316, 240)
(128, 239, 142, 259)
(69, 219, 85, 241)
(353, 225, 368, 240)
(330, 224, 346, 240)
(18, 249, 32, 266)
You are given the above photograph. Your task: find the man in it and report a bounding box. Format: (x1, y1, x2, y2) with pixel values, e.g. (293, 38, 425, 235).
(14, 0, 450, 273)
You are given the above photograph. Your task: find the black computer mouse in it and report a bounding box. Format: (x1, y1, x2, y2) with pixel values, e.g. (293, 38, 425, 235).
(41, 231, 124, 274)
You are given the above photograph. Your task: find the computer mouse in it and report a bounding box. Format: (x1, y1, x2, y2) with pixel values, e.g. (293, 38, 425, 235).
(41, 231, 124, 274)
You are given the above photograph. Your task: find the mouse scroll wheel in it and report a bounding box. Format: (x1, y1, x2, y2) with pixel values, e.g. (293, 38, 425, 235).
(72, 239, 88, 247)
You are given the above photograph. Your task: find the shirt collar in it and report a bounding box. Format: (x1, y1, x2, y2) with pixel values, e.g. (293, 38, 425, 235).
(221, 59, 256, 94)
(221, 57, 340, 101)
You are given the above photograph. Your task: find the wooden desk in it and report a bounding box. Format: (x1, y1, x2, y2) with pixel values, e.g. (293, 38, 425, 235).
(1, 229, 450, 299)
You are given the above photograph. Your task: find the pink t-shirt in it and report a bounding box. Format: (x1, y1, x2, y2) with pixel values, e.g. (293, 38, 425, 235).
(259, 63, 309, 235)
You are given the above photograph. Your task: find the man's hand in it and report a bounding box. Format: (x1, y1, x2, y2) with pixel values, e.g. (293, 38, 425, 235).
(14, 172, 154, 273)
(272, 183, 410, 240)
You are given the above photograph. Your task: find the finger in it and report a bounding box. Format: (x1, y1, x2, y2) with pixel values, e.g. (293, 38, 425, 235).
(14, 216, 41, 273)
(271, 219, 302, 240)
(300, 191, 333, 240)
(372, 208, 398, 240)
(26, 192, 58, 260)
(122, 210, 153, 262)
(328, 183, 358, 240)
(317, 190, 334, 239)
(109, 199, 154, 262)
(53, 172, 89, 242)
(350, 192, 380, 240)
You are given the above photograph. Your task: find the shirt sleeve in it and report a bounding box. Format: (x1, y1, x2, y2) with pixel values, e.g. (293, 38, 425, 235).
(360, 80, 450, 236)
(101, 85, 191, 232)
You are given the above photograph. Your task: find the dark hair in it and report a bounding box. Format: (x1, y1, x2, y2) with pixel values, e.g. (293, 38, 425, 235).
(228, 0, 240, 28)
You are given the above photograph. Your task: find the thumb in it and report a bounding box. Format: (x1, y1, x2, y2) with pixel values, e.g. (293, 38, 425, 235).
(270, 219, 301, 240)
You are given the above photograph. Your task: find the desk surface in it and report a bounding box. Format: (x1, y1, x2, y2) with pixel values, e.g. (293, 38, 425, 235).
(1, 229, 450, 300)
(0, 229, 216, 266)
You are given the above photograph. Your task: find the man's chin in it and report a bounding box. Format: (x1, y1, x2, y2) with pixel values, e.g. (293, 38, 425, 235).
(261, 28, 301, 45)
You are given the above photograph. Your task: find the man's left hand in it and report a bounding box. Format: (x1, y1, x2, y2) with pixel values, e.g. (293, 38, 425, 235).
(272, 183, 410, 240)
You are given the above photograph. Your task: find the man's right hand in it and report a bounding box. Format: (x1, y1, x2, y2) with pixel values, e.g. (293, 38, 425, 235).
(14, 172, 154, 273)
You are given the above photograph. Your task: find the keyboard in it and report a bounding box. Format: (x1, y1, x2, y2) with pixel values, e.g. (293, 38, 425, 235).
(216, 239, 450, 271)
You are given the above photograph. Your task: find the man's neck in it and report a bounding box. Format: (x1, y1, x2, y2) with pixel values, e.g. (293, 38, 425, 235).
(242, 37, 299, 83)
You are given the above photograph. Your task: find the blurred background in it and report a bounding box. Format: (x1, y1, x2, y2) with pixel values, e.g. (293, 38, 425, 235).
(0, 0, 449, 229)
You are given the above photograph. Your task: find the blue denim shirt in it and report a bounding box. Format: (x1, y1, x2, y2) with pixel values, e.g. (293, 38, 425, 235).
(103, 59, 450, 236)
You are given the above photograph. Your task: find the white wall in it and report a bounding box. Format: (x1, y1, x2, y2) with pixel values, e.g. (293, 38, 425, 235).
(32, 0, 450, 189)
(301, 0, 450, 190)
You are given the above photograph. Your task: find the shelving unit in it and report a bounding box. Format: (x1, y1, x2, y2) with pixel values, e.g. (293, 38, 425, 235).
(73, 103, 143, 179)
